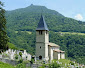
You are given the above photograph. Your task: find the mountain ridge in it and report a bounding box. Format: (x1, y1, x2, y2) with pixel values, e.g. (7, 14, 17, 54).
(6, 5, 85, 33)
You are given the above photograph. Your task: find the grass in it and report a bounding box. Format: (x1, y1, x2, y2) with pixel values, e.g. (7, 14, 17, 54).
(52, 59, 79, 68)
(59, 32, 85, 35)
(7, 42, 18, 50)
(39, 59, 78, 68)
(59, 59, 71, 64)
(26, 31, 32, 34)
(0, 61, 15, 68)
(15, 31, 32, 34)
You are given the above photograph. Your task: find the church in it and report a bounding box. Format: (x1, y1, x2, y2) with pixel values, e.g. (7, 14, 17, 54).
(36, 15, 65, 61)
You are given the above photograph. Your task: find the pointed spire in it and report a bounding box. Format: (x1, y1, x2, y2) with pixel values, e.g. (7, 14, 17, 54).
(36, 15, 49, 31)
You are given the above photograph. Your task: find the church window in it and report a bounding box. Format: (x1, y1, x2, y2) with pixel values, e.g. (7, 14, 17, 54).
(46, 31, 48, 34)
(39, 31, 42, 35)
(40, 46, 41, 49)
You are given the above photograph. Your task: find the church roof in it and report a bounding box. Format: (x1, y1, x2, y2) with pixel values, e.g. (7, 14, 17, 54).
(48, 42, 60, 47)
(36, 15, 49, 31)
(54, 50, 65, 53)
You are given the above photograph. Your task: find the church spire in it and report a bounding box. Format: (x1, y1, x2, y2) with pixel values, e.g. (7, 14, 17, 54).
(36, 15, 49, 31)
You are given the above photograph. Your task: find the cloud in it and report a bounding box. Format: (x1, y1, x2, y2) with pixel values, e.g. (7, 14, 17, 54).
(74, 14, 83, 20)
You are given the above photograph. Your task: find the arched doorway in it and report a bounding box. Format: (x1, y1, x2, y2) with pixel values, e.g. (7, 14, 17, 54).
(39, 55, 42, 60)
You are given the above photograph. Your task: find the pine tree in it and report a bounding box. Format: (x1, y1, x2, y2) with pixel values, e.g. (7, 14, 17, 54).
(0, 1, 8, 51)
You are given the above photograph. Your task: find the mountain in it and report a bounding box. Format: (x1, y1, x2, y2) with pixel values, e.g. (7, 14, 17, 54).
(6, 4, 85, 32)
(5, 5, 85, 64)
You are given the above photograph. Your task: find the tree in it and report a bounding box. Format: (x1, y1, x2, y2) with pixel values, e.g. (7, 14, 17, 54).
(19, 52, 22, 57)
(0, 1, 8, 50)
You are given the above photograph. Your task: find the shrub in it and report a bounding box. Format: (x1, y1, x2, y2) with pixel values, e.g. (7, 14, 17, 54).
(16, 63, 26, 68)
(30, 58, 34, 64)
(48, 61, 61, 68)
(19, 59, 23, 63)
(15, 54, 18, 60)
(70, 61, 74, 65)
(19, 52, 22, 57)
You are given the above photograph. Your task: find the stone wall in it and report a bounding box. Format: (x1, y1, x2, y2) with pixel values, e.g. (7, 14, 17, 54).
(0, 58, 19, 65)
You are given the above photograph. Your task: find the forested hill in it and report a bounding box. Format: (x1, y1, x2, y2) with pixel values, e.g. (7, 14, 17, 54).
(6, 4, 85, 32)
(6, 5, 85, 64)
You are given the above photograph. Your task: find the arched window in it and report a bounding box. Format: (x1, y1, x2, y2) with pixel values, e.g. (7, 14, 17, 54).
(39, 55, 42, 60)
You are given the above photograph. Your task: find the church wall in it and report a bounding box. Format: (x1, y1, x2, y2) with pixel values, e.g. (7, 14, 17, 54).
(53, 51, 58, 60)
(36, 43, 49, 60)
(45, 43, 49, 60)
(50, 47, 54, 60)
(36, 30, 49, 61)
(36, 31, 49, 43)
(36, 31, 45, 43)
(61, 53, 65, 59)
(45, 31, 49, 43)
(49, 47, 60, 61)
(58, 52, 60, 60)
(36, 43, 45, 60)
(48, 46, 51, 61)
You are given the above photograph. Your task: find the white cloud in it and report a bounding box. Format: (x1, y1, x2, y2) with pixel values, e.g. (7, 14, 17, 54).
(74, 14, 83, 20)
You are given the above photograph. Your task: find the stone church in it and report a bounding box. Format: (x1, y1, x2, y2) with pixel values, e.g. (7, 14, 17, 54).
(36, 15, 65, 61)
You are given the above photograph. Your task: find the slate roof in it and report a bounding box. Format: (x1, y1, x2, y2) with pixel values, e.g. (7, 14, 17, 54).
(54, 50, 65, 53)
(48, 42, 60, 47)
(36, 15, 49, 31)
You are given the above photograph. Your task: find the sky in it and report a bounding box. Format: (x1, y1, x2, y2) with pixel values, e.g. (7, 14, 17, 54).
(1, 0, 85, 21)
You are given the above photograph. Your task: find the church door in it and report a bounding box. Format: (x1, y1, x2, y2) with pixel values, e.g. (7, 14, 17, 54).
(39, 55, 42, 60)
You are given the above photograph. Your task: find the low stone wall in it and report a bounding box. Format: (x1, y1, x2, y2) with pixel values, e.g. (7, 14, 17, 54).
(31, 64, 48, 68)
(31, 64, 39, 68)
(0, 58, 19, 65)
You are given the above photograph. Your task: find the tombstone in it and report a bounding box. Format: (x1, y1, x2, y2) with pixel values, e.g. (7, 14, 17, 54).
(65, 63, 67, 66)
(68, 64, 69, 66)
(78, 63, 79, 67)
(0, 55, 2, 58)
(12, 49, 13, 53)
(24, 50, 27, 54)
(57, 61, 59, 64)
(69, 63, 71, 66)
(56, 61, 57, 63)
(73, 61, 75, 63)
(31, 64, 38, 68)
(60, 62, 62, 64)
(27, 54, 31, 61)
(8, 49, 11, 52)
(10, 53, 14, 60)
(5, 50, 8, 54)
(70, 65, 74, 68)
(35, 56, 36, 63)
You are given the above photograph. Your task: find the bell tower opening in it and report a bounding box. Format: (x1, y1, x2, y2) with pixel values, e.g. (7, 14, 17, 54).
(39, 31, 42, 35)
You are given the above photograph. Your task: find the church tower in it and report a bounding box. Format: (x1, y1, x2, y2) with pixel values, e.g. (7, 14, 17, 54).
(36, 15, 49, 61)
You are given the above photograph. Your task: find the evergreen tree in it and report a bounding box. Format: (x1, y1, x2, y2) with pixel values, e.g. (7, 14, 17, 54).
(0, 1, 8, 50)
